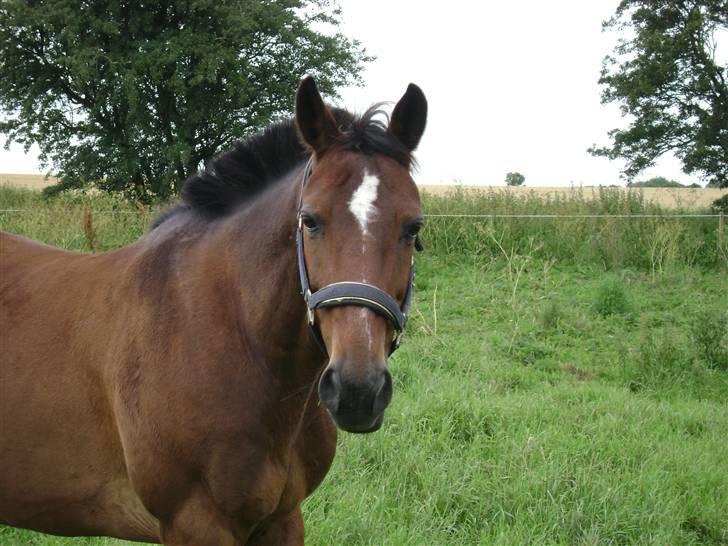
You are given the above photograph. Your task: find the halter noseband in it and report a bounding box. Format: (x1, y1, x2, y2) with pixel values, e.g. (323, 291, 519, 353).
(296, 158, 419, 356)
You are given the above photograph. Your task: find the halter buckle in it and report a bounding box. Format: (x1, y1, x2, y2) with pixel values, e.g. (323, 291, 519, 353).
(393, 330, 403, 349)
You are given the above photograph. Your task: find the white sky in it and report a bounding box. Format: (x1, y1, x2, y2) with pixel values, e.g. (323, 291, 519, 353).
(334, 0, 710, 187)
(0, 0, 720, 187)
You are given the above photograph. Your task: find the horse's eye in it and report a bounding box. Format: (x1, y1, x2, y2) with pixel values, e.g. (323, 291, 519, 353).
(405, 222, 422, 240)
(301, 214, 319, 232)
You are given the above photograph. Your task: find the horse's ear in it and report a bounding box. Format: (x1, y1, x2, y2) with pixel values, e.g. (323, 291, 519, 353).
(388, 83, 427, 151)
(295, 76, 340, 155)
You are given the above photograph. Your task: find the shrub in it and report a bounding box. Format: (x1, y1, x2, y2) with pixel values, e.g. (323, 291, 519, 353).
(592, 276, 632, 317)
(711, 193, 728, 213)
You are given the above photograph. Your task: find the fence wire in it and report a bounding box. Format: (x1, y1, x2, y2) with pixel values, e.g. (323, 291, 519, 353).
(0, 209, 149, 214)
(0, 209, 723, 218)
(424, 213, 722, 218)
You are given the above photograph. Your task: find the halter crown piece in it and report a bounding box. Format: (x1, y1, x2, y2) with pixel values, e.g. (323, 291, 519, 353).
(296, 158, 420, 356)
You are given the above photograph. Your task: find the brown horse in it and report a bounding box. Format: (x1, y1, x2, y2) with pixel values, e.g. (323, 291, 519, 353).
(0, 77, 426, 544)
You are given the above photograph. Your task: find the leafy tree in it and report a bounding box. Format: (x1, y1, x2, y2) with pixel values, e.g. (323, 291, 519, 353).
(0, 0, 370, 199)
(590, 0, 728, 188)
(505, 172, 525, 186)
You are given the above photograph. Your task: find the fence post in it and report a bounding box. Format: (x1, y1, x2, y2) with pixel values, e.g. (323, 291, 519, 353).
(83, 207, 97, 252)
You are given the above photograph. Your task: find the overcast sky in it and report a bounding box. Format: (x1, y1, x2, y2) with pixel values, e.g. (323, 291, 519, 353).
(1, 1, 723, 186)
(334, 0, 717, 187)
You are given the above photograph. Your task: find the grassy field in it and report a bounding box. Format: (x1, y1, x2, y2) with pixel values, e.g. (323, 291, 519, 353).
(1, 187, 727, 545)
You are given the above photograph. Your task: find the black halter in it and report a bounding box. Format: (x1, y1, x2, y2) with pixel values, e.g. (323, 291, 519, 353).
(296, 158, 420, 356)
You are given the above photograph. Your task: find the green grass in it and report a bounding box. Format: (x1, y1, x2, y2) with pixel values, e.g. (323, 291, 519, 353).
(2, 186, 727, 545)
(0, 187, 153, 251)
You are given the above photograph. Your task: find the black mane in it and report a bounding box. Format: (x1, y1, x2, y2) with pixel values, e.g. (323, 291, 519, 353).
(154, 106, 413, 226)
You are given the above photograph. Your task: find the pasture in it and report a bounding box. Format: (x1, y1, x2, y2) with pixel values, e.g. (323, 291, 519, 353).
(1, 186, 727, 545)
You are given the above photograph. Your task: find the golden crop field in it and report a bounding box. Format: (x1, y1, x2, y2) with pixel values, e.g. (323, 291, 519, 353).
(0, 173, 58, 191)
(419, 185, 727, 210)
(1, 173, 726, 210)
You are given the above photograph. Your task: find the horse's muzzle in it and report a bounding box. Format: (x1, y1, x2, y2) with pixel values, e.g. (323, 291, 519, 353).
(318, 363, 392, 433)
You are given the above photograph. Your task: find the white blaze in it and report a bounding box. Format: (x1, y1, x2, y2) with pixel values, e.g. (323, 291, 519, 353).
(348, 169, 380, 236)
(361, 308, 373, 352)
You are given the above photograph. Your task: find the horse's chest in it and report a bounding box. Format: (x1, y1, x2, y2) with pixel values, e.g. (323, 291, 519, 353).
(204, 406, 337, 525)
(272, 407, 338, 514)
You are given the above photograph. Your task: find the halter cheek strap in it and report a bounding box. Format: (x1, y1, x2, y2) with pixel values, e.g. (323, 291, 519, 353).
(295, 158, 419, 356)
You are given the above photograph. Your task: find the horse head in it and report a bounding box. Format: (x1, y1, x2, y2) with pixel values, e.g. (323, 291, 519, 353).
(294, 76, 427, 433)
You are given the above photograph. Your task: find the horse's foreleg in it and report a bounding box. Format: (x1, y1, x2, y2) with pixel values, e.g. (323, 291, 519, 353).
(247, 507, 304, 546)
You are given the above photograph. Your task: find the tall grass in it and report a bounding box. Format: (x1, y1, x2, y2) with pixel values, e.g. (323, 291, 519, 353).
(421, 187, 725, 270)
(0, 187, 152, 250)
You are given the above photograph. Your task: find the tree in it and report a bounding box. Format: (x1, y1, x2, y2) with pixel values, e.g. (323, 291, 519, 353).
(0, 0, 370, 199)
(589, 0, 728, 188)
(505, 172, 525, 186)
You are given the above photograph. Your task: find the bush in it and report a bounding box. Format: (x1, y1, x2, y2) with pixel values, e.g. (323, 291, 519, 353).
(711, 194, 728, 213)
(592, 276, 632, 317)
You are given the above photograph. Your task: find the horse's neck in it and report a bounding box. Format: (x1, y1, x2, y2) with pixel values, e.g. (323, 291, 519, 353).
(206, 167, 325, 390)
(129, 169, 332, 466)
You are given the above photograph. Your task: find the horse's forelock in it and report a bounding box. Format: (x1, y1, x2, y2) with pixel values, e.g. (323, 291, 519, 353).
(333, 105, 414, 170)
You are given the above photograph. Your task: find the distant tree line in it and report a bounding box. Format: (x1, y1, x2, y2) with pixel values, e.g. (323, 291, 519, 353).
(627, 176, 702, 188)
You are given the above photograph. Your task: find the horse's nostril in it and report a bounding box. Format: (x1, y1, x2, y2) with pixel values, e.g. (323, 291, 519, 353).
(372, 369, 392, 416)
(318, 366, 340, 413)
